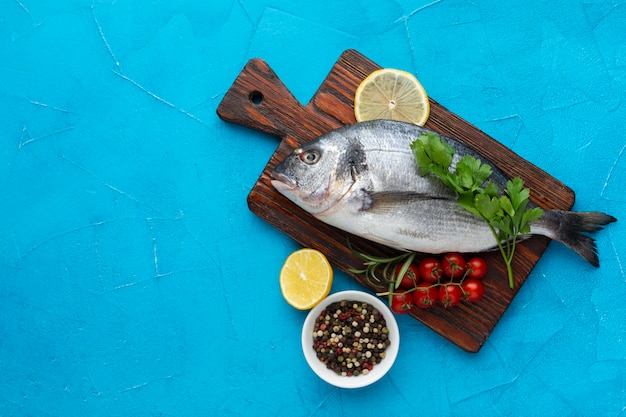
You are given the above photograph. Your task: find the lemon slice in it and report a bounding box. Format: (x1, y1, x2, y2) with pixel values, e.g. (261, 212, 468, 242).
(280, 248, 333, 310)
(354, 68, 430, 126)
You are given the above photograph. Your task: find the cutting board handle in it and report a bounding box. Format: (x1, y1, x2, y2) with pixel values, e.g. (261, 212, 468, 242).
(216, 58, 306, 139)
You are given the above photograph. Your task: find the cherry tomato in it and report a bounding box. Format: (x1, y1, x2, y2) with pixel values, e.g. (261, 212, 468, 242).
(418, 257, 443, 283)
(395, 264, 420, 289)
(466, 257, 488, 279)
(441, 253, 467, 279)
(438, 284, 462, 308)
(412, 282, 439, 309)
(390, 292, 413, 314)
(462, 279, 485, 302)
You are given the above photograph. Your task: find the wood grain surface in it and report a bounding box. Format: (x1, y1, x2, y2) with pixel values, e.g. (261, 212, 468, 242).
(216, 49, 575, 352)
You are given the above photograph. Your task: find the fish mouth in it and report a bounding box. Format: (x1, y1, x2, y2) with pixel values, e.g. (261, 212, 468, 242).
(270, 171, 296, 191)
(270, 170, 357, 216)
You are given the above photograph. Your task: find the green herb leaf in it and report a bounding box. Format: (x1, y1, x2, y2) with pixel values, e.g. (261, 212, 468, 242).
(428, 134, 454, 168)
(484, 181, 500, 198)
(499, 195, 515, 217)
(475, 194, 501, 220)
(457, 192, 479, 215)
(457, 155, 492, 189)
(411, 133, 454, 180)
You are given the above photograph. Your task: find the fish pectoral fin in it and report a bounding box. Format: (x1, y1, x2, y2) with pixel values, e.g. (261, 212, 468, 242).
(362, 191, 453, 214)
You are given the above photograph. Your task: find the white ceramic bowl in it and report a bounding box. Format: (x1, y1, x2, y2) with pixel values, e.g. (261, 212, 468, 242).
(301, 290, 400, 389)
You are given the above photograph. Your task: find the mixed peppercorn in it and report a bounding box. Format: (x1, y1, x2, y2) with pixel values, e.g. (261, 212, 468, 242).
(312, 300, 390, 377)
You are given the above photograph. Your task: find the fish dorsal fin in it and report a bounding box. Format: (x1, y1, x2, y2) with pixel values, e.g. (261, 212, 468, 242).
(362, 191, 453, 214)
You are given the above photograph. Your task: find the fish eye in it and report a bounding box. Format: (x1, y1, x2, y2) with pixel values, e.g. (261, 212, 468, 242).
(298, 149, 320, 165)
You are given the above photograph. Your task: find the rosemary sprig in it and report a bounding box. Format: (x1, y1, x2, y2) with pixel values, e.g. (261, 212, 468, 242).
(347, 239, 416, 305)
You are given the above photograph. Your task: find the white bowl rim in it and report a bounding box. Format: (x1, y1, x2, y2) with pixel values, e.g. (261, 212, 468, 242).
(301, 290, 400, 389)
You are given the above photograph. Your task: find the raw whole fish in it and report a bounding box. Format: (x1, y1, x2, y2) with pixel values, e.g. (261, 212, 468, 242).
(270, 120, 616, 266)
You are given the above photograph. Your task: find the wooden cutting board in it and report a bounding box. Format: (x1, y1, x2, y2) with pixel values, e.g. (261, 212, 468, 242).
(217, 49, 575, 352)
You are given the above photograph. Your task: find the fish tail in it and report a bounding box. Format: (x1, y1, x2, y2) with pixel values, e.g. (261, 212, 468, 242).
(540, 210, 617, 266)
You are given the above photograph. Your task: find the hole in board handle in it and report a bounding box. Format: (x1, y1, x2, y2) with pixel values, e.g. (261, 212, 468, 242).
(249, 91, 264, 105)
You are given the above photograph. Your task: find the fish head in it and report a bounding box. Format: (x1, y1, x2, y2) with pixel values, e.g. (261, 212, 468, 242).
(271, 133, 366, 215)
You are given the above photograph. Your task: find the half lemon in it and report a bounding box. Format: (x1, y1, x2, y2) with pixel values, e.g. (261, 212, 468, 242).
(280, 248, 333, 310)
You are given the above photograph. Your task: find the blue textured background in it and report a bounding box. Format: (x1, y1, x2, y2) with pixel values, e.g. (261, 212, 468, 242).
(1, 1, 625, 416)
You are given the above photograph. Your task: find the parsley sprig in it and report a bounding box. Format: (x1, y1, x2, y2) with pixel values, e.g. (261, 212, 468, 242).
(410, 132, 544, 288)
